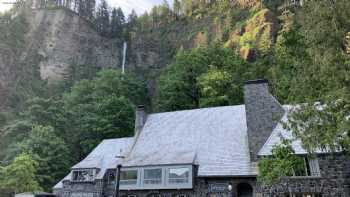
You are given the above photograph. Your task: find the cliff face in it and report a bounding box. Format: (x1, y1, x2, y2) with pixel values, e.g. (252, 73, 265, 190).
(0, 5, 280, 110)
(24, 9, 122, 83)
(0, 9, 123, 110)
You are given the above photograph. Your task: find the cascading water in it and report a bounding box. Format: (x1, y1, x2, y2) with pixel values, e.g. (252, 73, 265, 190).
(122, 41, 127, 74)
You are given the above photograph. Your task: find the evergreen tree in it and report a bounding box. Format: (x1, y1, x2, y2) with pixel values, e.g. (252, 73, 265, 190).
(173, 0, 181, 19)
(17, 126, 71, 191)
(95, 0, 110, 36)
(110, 7, 125, 38)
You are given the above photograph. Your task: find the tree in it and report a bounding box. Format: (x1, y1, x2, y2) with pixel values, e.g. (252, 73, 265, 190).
(0, 153, 41, 194)
(258, 139, 305, 185)
(17, 126, 71, 191)
(111, 7, 125, 38)
(63, 69, 146, 156)
(155, 44, 259, 112)
(95, 0, 110, 36)
(173, 0, 181, 19)
(285, 95, 350, 155)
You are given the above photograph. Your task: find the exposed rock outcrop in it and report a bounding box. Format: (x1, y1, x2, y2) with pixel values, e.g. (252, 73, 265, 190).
(23, 9, 122, 84)
(225, 8, 278, 60)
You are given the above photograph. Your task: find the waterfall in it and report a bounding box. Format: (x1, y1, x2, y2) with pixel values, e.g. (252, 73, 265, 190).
(122, 41, 127, 74)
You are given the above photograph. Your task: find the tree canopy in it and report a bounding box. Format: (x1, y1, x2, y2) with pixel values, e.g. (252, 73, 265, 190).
(0, 153, 42, 194)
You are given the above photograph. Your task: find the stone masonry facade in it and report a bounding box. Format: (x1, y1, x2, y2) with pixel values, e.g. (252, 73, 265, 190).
(54, 154, 350, 197)
(257, 154, 350, 197)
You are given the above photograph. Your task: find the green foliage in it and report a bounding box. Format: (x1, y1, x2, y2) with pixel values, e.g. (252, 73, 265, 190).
(258, 139, 305, 185)
(16, 126, 71, 191)
(1, 69, 146, 190)
(0, 153, 42, 193)
(155, 44, 261, 111)
(286, 95, 350, 154)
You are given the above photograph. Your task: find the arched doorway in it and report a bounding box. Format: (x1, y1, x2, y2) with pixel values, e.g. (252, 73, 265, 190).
(237, 183, 253, 197)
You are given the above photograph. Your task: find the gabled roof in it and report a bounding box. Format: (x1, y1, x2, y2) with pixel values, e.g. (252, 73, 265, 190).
(123, 105, 256, 176)
(54, 137, 134, 189)
(72, 138, 134, 173)
(258, 105, 328, 156)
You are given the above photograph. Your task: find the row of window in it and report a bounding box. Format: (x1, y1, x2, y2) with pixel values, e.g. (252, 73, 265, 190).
(117, 166, 192, 189)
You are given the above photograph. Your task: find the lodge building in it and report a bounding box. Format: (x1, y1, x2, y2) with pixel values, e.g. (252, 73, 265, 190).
(53, 80, 350, 197)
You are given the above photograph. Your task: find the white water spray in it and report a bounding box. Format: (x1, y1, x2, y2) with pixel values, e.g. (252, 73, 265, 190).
(122, 42, 127, 74)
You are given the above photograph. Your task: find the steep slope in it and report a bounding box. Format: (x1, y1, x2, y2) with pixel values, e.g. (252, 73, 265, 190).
(24, 8, 122, 83)
(0, 8, 122, 110)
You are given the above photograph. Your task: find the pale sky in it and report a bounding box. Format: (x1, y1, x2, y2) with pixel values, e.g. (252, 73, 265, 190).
(107, 0, 172, 15)
(0, 0, 172, 14)
(0, 0, 16, 13)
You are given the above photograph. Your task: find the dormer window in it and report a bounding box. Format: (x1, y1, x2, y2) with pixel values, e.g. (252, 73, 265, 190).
(72, 169, 95, 182)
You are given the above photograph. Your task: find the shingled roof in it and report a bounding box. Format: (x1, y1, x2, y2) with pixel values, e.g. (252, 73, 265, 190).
(123, 105, 256, 176)
(53, 137, 134, 189)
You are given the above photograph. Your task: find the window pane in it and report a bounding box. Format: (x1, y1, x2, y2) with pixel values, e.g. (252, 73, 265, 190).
(72, 170, 94, 182)
(168, 167, 189, 184)
(308, 158, 321, 177)
(144, 169, 162, 185)
(120, 170, 138, 185)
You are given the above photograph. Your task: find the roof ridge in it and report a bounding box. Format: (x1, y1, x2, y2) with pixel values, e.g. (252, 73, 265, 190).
(149, 104, 245, 116)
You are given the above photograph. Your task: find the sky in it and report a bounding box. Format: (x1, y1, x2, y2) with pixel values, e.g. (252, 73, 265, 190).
(107, 0, 171, 15)
(0, 0, 171, 14)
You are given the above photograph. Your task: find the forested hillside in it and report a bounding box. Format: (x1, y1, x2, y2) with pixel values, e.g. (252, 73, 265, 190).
(0, 0, 349, 194)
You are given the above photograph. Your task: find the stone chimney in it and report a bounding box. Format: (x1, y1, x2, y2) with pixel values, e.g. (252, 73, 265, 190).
(134, 105, 147, 137)
(244, 79, 285, 161)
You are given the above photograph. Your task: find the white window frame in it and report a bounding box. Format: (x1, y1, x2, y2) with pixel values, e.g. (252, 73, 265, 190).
(167, 167, 190, 185)
(119, 165, 193, 190)
(120, 169, 139, 186)
(143, 167, 163, 186)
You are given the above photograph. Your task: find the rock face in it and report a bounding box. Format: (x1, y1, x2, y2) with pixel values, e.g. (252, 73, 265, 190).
(23, 9, 121, 84)
(225, 8, 278, 60)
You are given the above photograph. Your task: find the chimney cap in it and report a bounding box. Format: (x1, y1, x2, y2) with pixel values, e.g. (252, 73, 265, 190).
(244, 79, 268, 85)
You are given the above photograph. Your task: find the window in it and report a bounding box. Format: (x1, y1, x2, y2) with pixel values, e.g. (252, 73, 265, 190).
(120, 170, 138, 185)
(108, 171, 116, 184)
(72, 169, 95, 182)
(293, 157, 320, 177)
(168, 167, 190, 184)
(144, 168, 162, 185)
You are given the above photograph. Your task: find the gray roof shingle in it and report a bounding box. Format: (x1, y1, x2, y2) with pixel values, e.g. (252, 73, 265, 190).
(258, 105, 328, 156)
(54, 137, 134, 189)
(123, 105, 256, 176)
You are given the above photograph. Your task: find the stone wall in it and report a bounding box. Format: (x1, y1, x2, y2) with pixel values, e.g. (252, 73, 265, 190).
(54, 154, 350, 197)
(54, 179, 104, 197)
(256, 154, 350, 197)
